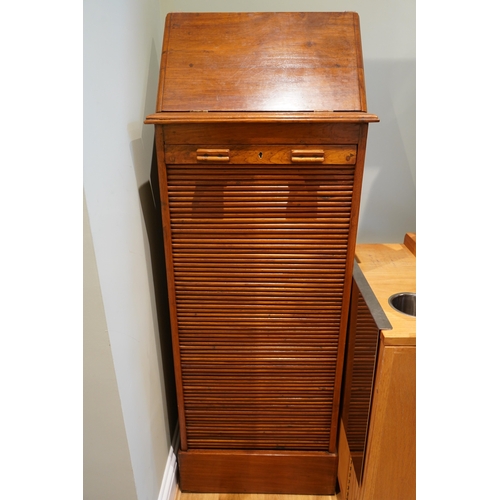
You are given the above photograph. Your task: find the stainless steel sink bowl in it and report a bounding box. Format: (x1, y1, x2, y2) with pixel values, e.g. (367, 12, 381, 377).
(388, 292, 416, 317)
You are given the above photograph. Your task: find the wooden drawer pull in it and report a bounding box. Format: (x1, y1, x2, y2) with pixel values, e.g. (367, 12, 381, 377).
(196, 149, 230, 162)
(291, 149, 325, 163)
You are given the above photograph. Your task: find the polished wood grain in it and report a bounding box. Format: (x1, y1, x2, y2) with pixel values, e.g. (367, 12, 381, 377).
(157, 12, 367, 112)
(177, 493, 338, 500)
(156, 122, 367, 146)
(165, 145, 357, 165)
(147, 11, 378, 494)
(358, 342, 416, 500)
(179, 450, 337, 494)
(144, 112, 379, 125)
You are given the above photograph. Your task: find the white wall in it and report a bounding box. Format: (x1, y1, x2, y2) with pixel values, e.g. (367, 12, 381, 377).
(84, 193, 138, 500)
(83, 1, 415, 499)
(84, 0, 171, 499)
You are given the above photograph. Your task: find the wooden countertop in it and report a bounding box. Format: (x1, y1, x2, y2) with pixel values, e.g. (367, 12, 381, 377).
(355, 233, 416, 346)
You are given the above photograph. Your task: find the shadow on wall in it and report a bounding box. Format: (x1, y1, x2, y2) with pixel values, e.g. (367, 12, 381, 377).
(357, 59, 416, 243)
(129, 39, 179, 443)
(139, 149, 179, 443)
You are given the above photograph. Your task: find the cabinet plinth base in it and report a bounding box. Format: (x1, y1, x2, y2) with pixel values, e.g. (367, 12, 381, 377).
(178, 449, 338, 494)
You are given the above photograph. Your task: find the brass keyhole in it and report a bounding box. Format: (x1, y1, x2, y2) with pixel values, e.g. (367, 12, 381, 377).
(259, 152, 263, 159)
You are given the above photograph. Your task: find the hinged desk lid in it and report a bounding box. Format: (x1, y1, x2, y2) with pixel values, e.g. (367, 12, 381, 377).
(157, 12, 368, 113)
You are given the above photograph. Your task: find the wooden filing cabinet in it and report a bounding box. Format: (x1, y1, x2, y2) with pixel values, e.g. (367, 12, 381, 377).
(338, 237, 416, 500)
(145, 12, 378, 494)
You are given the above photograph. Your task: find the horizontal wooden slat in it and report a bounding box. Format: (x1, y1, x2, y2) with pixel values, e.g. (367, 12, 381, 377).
(166, 159, 353, 451)
(343, 288, 379, 454)
(167, 165, 354, 173)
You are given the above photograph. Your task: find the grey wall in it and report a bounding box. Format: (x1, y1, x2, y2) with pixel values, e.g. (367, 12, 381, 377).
(84, 0, 174, 499)
(84, 193, 138, 500)
(83, 1, 415, 499)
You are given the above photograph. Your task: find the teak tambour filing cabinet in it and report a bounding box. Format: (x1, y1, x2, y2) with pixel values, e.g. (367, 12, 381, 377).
(145, 12, 379, 494)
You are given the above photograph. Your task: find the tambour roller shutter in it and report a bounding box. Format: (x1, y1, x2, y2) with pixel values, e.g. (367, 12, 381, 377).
(166, 159, 355, 451)
(340, 266, 392, 480)
(343, 284, 380, 464)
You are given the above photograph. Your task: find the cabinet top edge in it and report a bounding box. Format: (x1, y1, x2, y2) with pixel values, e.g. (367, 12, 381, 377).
(144, 112, 380, 125)
(165, 12, 361, 17)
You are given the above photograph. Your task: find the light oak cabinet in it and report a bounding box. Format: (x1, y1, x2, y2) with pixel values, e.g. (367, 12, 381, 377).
(338, 239, 416, 500)
(145, 12, 378, 494)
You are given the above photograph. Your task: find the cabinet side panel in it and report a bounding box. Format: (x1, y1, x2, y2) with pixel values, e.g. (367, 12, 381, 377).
(360, 344, 416, 500)
(156, 14, 173, 113)
(352, 12, 367, 112)
(329, 123, 369, 452)
(155, 126, 188, 449)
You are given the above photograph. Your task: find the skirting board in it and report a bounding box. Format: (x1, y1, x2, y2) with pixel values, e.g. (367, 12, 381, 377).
(158, 425, 180, 500)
